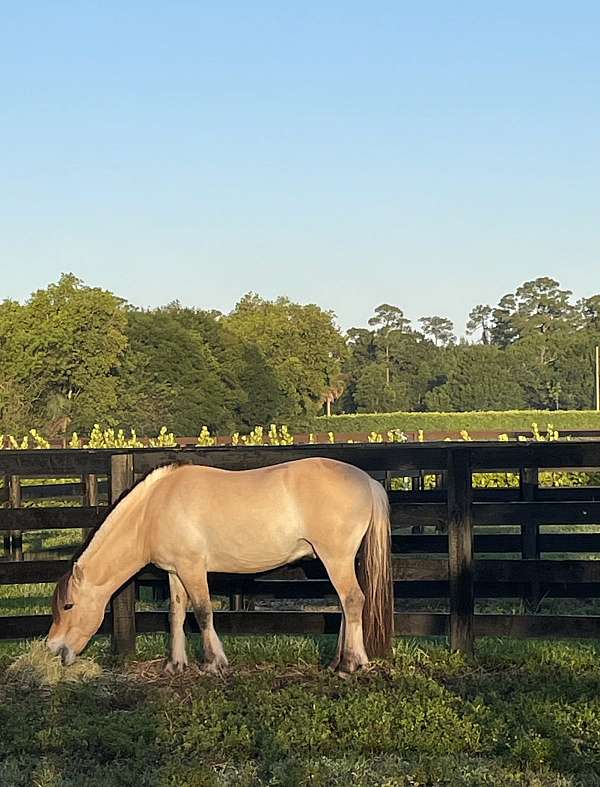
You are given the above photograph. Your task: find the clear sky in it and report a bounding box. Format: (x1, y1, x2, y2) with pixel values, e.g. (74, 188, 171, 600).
(2, 2, 599, 334)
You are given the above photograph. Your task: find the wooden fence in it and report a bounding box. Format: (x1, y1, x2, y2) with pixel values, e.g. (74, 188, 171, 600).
(2, 442, 600, 657)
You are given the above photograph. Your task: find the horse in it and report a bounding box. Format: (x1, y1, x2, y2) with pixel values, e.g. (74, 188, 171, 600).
(47, 457, 393, 674)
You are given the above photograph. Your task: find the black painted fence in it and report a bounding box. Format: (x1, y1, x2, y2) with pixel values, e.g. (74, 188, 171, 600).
(2, 442, 600, 656)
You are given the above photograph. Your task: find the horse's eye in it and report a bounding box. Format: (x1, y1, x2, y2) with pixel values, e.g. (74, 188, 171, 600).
(64, 603, 74, 610)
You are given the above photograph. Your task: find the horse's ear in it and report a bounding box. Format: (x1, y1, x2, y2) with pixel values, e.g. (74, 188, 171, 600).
(72, 561, 84, 585)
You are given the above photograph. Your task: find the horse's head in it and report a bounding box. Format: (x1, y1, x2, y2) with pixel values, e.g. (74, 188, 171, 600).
(47, 562, 106, 665)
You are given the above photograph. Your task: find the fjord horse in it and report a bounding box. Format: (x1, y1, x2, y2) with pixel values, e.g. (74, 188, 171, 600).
(47, 458, 393, 674)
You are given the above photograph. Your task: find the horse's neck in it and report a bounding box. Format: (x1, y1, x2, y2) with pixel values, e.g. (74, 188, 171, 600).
(79, 487, 148, 593)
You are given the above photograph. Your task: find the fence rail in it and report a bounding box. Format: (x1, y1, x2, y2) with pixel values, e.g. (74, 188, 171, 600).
(2, 441, 600, 656)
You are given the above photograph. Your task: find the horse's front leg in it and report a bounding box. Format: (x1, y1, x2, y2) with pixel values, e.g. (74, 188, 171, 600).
(165, 573, 190, 673)
(178, 563, 229, 676)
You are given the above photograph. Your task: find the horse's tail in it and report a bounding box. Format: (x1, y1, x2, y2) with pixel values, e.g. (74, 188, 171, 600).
(357, 477, 394, 659)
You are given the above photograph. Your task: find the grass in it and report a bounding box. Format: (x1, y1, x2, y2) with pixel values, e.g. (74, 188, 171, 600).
(3, 478, 600, 784)
(314, 409, 600, 435)
(3, 550, 600, 785)
(1, 635, 600, 786)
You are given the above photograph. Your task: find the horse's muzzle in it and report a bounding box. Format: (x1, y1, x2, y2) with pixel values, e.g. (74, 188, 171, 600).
(59, 645, 76, 666)
(47, 638, 75, 666)
(46, 637, 60, 655)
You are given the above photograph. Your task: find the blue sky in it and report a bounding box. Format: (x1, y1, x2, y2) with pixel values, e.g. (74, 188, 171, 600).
(2, 2, 599, 334)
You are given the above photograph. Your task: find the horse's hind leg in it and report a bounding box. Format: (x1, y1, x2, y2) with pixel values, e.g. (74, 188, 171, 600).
(177, 564, 228, 675)
(319, 554, 368, 674)
(165, 573, 190, 673)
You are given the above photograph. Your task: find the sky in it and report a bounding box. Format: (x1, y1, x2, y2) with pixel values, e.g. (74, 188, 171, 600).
(1, 2, 599, 335)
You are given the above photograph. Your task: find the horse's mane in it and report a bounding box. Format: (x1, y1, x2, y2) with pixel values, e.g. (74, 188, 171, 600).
(52, 571, 72, 623)
(80, 463, 181, 559)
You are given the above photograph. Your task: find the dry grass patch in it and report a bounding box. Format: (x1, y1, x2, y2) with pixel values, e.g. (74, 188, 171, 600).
(7, 640, 102, 687)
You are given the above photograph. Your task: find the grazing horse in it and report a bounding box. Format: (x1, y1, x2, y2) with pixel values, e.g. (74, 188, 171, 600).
(47, 458, 393, 674)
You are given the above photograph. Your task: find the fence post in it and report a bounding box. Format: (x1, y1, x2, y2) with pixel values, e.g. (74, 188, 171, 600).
(8, 476, 23, 560)
(411, 472, 424, 533)
(1, 475, 9, 553)
(447, 449, 474, 655)
(83, 473, 99, 542)
(110, 454, 136, 657)
(520, 466, 540, 610)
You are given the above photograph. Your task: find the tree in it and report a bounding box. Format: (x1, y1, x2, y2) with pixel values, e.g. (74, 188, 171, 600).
(490, 294, 519, 347)
(234, 343, 285, 428)
(580, 295, 600, 330)
(514, 277, 576, 333)
(424, 345, 528, 411)
(225, 294, 346, 423)
(367, 304, 411, 384)
(491, 278, 577, 347)
(118, 309, 235, 434)
(337, 328, 375, 413)
(466, 305, 493, 344)
(320, 369, 347, 417)
(534, 331, 600, 410)
(419, 316, 455, 347)
(0, 300, 35, 431)
(354, 364, 409, 412)
(0, 274, 128, 431)
(368, 304, 411, 333)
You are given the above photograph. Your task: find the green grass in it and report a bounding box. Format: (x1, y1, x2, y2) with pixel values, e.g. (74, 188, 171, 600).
(0, 583, 57, 616)
(1, 635, 600, 786)
(314, 409, 600, 435)
(22, 526, 84, 555)
(3, 562, 600, 785)
(3, 475, 600, 784)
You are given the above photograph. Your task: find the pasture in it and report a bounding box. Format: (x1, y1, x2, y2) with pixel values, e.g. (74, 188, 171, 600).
(2, 629, 600, 787)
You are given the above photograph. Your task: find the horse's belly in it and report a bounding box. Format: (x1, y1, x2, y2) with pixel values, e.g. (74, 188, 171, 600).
(206, 539, 315, 574)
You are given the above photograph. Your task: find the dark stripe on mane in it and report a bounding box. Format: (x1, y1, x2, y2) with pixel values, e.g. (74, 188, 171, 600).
(52, 571, 72, 623)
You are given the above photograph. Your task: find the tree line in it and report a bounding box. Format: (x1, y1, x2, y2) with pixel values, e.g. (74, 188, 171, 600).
(1, 274, 599, 436)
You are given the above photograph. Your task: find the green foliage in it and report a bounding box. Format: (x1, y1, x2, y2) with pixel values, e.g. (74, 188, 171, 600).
(424, 345, 529, 411)
(225, 293, 347, 423)
(0, 274, 128, 432)
(354, 363, 411, 412)
(3, 415, 600, 455)
(0, 429, 50, 450)
(419, 315, 456, 346)
(147, 427, 178, 448)
(340, 280, 600, 415)
(196, 426, 216, 446)
(225, 424, 295, 446)
(85, 424, 144, 448)
(2, 274, 600, 433)
(117, 309, 234, 434)
(2, 426, 177, 450)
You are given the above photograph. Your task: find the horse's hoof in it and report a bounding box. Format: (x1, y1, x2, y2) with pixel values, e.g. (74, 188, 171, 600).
(164, 659, 188, 674)
(337, 656, 368, 676)
(199, 658, 229, 677)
